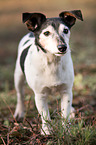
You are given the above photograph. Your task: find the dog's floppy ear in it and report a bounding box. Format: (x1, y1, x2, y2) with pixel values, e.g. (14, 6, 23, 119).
(22, 12, 46, 32)
(59, 10, 83, 28)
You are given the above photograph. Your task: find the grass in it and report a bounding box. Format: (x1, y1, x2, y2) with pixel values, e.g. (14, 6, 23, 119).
(0, 105, 96, 144)
(0, 79, 96, 144)
(46, 117, 96, 145)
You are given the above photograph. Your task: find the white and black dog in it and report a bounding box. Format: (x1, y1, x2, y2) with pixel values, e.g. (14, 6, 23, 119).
(14, 10, 83, 135)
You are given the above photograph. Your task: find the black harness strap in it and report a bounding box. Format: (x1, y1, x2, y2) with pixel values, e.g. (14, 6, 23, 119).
(35, 39, 47, 53)
(20, 45, 31, 74)
(37, 42, 47, 53)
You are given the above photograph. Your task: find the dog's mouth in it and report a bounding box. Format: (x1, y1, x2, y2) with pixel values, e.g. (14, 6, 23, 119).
(55, 51, 67, 56)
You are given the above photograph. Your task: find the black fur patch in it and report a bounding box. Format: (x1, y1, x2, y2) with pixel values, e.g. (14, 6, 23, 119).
(35, 39, 46, 53)
(29, 32, 34, 37)
(20, 45, 31, 73)
(23, 40, 30, 46)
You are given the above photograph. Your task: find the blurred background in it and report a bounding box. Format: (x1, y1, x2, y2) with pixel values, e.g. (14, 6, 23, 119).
(0, 0, 96, 117)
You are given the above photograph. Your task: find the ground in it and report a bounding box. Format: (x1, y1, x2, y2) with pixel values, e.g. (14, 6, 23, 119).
(0, 0, 96, 144)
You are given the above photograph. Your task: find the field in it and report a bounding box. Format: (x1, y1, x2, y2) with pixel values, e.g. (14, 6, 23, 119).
(0, 0, 96, 144)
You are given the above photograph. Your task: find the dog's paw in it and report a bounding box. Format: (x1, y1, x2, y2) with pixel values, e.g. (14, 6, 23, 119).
(14, 104, 25, 120)
(70, 107, 75, 118)
(41, 129, 50, 135)
(41, 123, 51, 135)
(14, 112, 25, 122)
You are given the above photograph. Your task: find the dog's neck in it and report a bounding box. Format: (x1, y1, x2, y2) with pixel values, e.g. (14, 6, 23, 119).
(46, 52, 61, 65)
(38, 49, 61, 65)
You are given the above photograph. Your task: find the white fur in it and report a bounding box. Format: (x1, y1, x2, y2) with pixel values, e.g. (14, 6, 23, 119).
(14, 23, 74, 135)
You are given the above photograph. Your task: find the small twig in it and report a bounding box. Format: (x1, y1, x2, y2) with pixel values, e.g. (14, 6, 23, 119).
(56, 99, 59, 114)
(23, 95, 31, 123)
(50, 108, 57, 117)
(33, 116, 47, 135)
(0, 134, 6, 145)
(7, 127, 10, 145)
(25, 119, 34, 132)
(76, 104, 93, 112)
(75, 115, 96, 120)
(1, 95, 17, 123)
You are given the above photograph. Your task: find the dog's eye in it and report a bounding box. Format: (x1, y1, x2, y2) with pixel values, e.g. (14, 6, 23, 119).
(63, 28, 68, 34)
(44, 31, 50, 36)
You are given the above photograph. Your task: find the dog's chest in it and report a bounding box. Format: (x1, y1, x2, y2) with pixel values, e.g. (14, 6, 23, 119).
(25, 51, 63, 83)
(24, 48, 74, 93)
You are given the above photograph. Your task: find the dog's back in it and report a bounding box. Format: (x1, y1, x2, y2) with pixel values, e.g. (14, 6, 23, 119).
(17, 33, 34, 55)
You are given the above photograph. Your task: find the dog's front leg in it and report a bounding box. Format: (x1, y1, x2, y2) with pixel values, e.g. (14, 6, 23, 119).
(61, 90, 73, 120)
(35, 93, 51, 135)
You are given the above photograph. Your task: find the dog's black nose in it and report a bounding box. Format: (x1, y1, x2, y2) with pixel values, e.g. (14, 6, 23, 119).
(58, 44, 67, 53)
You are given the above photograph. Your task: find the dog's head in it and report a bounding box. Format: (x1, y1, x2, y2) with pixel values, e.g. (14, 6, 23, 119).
(22, 10, 83, 55)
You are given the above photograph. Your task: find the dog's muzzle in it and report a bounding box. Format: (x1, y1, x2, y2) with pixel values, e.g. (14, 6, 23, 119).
(57, 44, 67, 54)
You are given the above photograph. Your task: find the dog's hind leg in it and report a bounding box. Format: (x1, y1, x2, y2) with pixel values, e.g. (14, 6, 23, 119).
(35, 93, 51, 135)
(14, 59, 25, 119)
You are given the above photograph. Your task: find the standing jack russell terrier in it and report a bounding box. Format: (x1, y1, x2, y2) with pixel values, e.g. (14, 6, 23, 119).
(14, 10, 83, 135)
